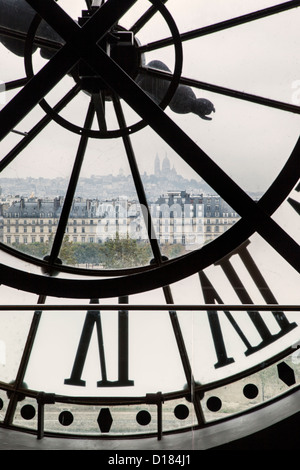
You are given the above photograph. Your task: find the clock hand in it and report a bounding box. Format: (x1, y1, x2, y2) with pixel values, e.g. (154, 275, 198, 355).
(0, 2, 215, 121)
(136, 60, 215, 120)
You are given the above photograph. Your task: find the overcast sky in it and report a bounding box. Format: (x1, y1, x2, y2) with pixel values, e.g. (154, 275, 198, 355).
(0, 0, 300, 195)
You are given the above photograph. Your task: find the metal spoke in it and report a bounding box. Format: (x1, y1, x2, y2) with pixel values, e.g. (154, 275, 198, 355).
(139, 0, 300, 52)
(25, 0, 137, 46)
(2, 78, 29, 92)
(112, 94, 161, 264)
(112, 96, 204, 423)
(4, 294, 46, 426)
(92, 93, 107, 132)
(77, 44, 300, 274)
(47, 100, 95, 265)
(130, 0, 168, 34)
(0, 84, 81, 173)
(140, 66, 300, 115)
(0, 0, 137, 141)
(0, 44, 80, 141)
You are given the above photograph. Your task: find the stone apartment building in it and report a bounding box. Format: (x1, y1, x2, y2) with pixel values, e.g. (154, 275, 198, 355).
(152, 191, 240, 246)
(1, 196, 100, 245)
(0, 191, 240, 247)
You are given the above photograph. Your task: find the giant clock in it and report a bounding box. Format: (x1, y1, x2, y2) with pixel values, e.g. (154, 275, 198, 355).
(0, 0, 299, 448)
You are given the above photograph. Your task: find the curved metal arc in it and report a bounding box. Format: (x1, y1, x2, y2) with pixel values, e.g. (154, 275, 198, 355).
(84, 45, 300, 271)
(0, 41, 80, 140)
(25, 0, 137, 47)
(130, 0, 168, 34)
(0, 24, 63, 52)
(0, 192, 296, 299)
(0, 220, 257, 298)
(107, 95, 203, 421)
(0, 0, 137, 140)
(2, 130, 300, 297)
(18, 0, 182, 140)
(0, 84, 81, 173)
(0, 0, 296, 297)
(47, 99, 95, 265)
(139, 0, 300, 52)
(1, 117, 298, 286)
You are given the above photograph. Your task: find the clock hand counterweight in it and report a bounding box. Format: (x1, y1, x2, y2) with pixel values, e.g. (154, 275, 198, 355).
(0, 0, 215, 122)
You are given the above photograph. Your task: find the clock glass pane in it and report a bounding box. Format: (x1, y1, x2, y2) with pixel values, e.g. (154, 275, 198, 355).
(0, 0, 299, 439)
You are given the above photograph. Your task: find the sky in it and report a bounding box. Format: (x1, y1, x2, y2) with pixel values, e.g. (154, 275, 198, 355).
(0, 0, 300, 195)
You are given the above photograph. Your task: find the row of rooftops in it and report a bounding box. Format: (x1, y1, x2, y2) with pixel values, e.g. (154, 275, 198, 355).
(1, 191, 239, 219)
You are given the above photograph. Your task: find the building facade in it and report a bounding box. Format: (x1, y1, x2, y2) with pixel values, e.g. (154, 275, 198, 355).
(0, 191, 240, 247)
(153, 191, 240, 246)
(1, 196, 100, 245)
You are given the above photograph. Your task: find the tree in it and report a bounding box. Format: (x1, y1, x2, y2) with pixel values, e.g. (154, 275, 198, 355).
(160, 242, 186, 259)
(101, 233, 152, 268)
(73, 243, 104, 265)
(60, 236, 76, 265)
(13, 235, 76, 266)
(12, 242, 48, 259)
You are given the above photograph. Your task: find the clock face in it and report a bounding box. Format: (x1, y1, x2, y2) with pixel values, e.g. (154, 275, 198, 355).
(0, 0, 299, 439)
